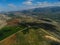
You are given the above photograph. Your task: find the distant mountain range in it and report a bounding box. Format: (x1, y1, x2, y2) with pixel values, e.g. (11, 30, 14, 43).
(3, 6, 60, 22)
(21, 6, 60, 13)
(20, 6, 60, 22)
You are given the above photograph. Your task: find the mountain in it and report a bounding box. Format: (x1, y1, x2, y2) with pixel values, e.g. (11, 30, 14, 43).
(21, 6, 60, 13)
(3, 6, 60, 22)
(21, 6, 60, 22)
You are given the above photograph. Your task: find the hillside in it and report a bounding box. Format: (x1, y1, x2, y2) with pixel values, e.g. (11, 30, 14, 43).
(20, 6, 60, 22)
(0, 6, 60, 45)
(0, 14, 9, 29)
(3, 6, 60, 22)
(0, 17, 60, 45)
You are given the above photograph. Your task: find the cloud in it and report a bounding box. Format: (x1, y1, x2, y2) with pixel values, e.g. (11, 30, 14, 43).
(22, 0, 34, 5)
(25, 0, 33, 1)
(8, 4, 17, 8)
(37, 2, 60, 7)
(22, 0, 60, 8)
(53, 2, 60, 6)
(21, 1, 60, 10)
(36, 2, 53, 7)
(23, 1, 32, 5)
(1, 0, 60, 11)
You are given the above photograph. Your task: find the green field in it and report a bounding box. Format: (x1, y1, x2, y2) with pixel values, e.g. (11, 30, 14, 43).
(0, 25, 26, 41)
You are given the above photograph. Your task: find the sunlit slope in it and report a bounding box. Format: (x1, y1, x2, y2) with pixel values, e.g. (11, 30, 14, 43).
(0, 18, 60, 45)
(0, 28, 60, 45)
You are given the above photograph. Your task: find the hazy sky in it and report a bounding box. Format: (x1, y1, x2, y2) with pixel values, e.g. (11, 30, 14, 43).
(0, 0, 60, 11)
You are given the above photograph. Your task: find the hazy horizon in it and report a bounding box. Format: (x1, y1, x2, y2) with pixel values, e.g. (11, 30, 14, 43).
(0, 0, 60, 12)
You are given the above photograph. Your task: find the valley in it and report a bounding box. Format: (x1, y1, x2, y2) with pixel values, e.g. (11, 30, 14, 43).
(0, 15, 60, 45)
(0, 6, 60, 45)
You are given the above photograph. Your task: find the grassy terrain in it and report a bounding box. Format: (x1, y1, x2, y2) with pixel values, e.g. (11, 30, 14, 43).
(0, 17, 60, 45)
(0, 25, 26, 41)
(9, 28, 49, 45)
(9, 28, 58, 45)
(0, 23, 60, 45)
